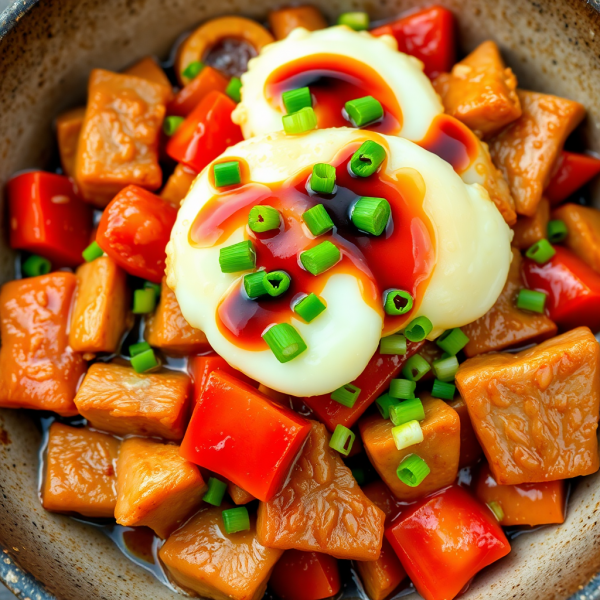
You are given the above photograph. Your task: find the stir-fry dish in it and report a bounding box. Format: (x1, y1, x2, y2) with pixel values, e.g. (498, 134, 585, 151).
(3, 5, 600, 600)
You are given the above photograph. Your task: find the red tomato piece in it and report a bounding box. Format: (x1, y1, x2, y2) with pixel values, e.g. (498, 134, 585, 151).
(188, 353, 257, 401)
(96, 185, 177, 283)
(522, 246, 600, 332)
(303, 341, 425, 432)
(386, 485, 510, 600)
(269, 550, 341, 600)
(168, 66, 229, 117)
(370, 6, 456, 79)
(180, 370, 311, 502)
(546, 151, 600, 206)
(166, 90, 243, 172)
(7, 171, 93, 266)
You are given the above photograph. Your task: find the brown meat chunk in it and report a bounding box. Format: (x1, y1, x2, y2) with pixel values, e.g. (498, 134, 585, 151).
(227, 482, 255, 505)
(512, 197, 550, 250)
(257, 421, 385, 561)
(456, 327, 600, 484)
(124, 56, 173, 98)
(55, 107, 85, 177)
(449, 396, 483, 468)
(160, 163, 197, 206)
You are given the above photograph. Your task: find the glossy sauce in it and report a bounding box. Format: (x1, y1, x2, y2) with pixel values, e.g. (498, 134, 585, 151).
(265, 54, 403, 135)
(203, 37, 257, 77)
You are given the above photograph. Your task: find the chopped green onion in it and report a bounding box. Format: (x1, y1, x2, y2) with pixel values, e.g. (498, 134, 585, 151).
(300, 241, 340, 275)
(144, 280, 161, 298)
(390, 398, 425, 427)
(213, 161, 241, 187)
(352, 467, 366, 485)
(337, 11, 370, 31)
(432, 355, 459, 382)
(219, 240, 256, 273)
(397, 454, 430, 487)
(547, 219, 568, 243)
(129, 341, 151, 357)
(401, 354, 431, 381)
(329, 424, 355, 456)
(331, 383, 361, 408)
(182, 60, 205, 81)
(431, 379, 456, 400)
(222, 507, 250, 534)
(22, 255, 51, 277)
(133, 288, 157, 314)
(226, 77, 242, 103)
(303, 204, 334, 236)
(248, 205, 280, 233)
(283, 106, 317, 134)
(350, 140, 386, 177)
(376, 392, 401, 420)
(345, 96, 383, 128)
(244, 271, 267, 299)
(131, 348, 159, 373)
(436, 328, 469, 356)
(310, 163, 336, 194)
(516, 288, 547, 313)
(282, 87, 312, 114)
(293, 293, 326, 322)
(82, 241, 104, 262)
(391, 420, 424, 451)
(389, 379, 416, 400)
(404, 316, 433, 342)
(163, 115, 184, 136)
(203, 477, 227, 506)
(263, 271, 291, 297)
(488, 501, 505, 522)
(262, 323, 307, 363)
(525, 239, 556, 264)
(379, 334, 407, 355)
(351, 197, 391, 236)
(384, 290, 413, 316)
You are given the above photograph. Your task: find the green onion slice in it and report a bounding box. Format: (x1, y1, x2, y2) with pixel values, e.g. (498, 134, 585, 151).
(379, 334, 407, 355)
(337, 11, 370, 30)
(389, 379, 416, 400)
(345, 96, 383, 128)
(129, 341, 151, 357)
(263, 271, 291, 297)
(330, 383, 361, 408)
(516, 288, 547, 313)
(376, 392, 401, 420)
(432, 355, 459, 382)
(214, 161, 241, 187)
(401, 354, 431, 382)
(293, 293, 326, 322)
(390, 398, 425, 427)
(350, 140, 386, 177)
(397, 454, 430, 487)
(384, 290, 413, 316)
(391, 420, 424, 451)
(133, 288, 157, 314)
(131, 348, 159, 373)
(243, 271, 267, 299)
(144, 280, 161, 298)
(404, 316, 433, 342)
(262, 323, 307, 363)
(203, 477, 227, 506)
(22, 255, 51, 277)
(163, 115, 185, 136)
(488, 501, 505, 522)
(303, 204, 334, 236)
(226, 77, 242, 103)
(525, 239, 556, 264)
(300, 241, 341, 275)
(82, 241, 104, 262)
(352, 467, 366, 485)
(547, 219, 568, 243)
(329, 424, 355, 456)
(283, 106, 317, 134)
(310, 163, 336, 194)
(436, 327, 469, 356)
(431, 379, 456, 401)
(351, 196, 391, 236)
(222, 507, 250, 534)
(219, 240, 256, 273)
(282, 87, 312, 114)
(248, 205, 280, 233)
(182, 60, 205, 81)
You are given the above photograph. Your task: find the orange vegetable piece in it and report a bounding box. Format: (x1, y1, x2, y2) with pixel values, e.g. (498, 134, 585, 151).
(456, 327, 600, 485)
(42, 423, 119, 518)
(257, 421, 385, 561)
(448, 396, 483, 468)
(161, 163, 197, 206)
(159, 504, 283, 600)
(0, 273, 85, 416)
(512, 197, 550, 250)
(227, 481, 255, 505)
(74, 362, 191, 440)
(69, 256, 130, 354)
(144, 278, 210, 356)
(462, 248, 557, 357)
(115, 438, 206, 538)
(55, 106, 85, 177)
(124, 56, 173, 99)
(433, 41, 521, 138)
(475, 463, 565, 526)
(268, 5, 327, 40)
(489, 90, 585, 216)
(75, 69, 170, 207)
(552, 203, 600, 274)
(168, 66, 229, 117)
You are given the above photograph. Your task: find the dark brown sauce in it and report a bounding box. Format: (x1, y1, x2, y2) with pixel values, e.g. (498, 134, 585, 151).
(203, 37, 257, 78)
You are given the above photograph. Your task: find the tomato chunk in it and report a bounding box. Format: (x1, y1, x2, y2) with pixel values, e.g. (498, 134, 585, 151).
(188, 353, 256, 401)
(7, 171, 93, 266)
(166, 90, 243, 172)
(96, 185, 177, 283)
(370, 7, 456, 79)
(269, 550, 341, 600)
(546, 151, 600, 205)
(386, 485, 510, 600)
(180, 371, 311, 501)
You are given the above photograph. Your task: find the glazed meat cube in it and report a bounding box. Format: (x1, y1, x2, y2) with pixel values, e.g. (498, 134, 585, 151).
(124, 56, 172, 97)
(512, 197, 550, 250)
(115, 438, 206, 538)
(0, 273, 86, 416)
(42, 423, 119, 518)
(160, 163, 197, 206)
(75, 69, 170, 207)
(489, 90, 585, 216)
(69, 256, 130, 354)
(144, 278, 209, 356)
(433, 41, 521, 138)
(55, 107, 85, 177)
(268, 5, 327, 39)
(227, 482, 255, 505)
(456, 327, 600, 484)
(462, 248, 557, 356)
(159, 505, 282, 600)
(257, 421, 385, 561)
(448, 396, 483, 468)
(74, 362, 191, 440)
(359, 394, 460, 501)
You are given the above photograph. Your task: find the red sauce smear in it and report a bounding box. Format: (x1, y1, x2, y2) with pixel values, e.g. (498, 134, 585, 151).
(190, 140, 435, 351)
(265, 54, 403, 135)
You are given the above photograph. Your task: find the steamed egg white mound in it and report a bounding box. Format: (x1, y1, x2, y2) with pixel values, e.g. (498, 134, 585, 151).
(166, 128, 512, 397)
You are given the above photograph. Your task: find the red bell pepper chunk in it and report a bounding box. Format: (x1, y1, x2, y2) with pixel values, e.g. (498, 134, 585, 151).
(7, 171, 93, 266)
(166, 90, 243, 173)
(188, 353, 257, 401)
(546, 151, 600, 206)
(386, 485, 510, 600)
(522, 245, 600, 332)
(269, 550, 341, 600)
(96, 185, 177, 283)
(168, 66, 229, 117)
(303, 341, 425, 432)
(370, 6, 456, 79)
(180, 370, 311, 502)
